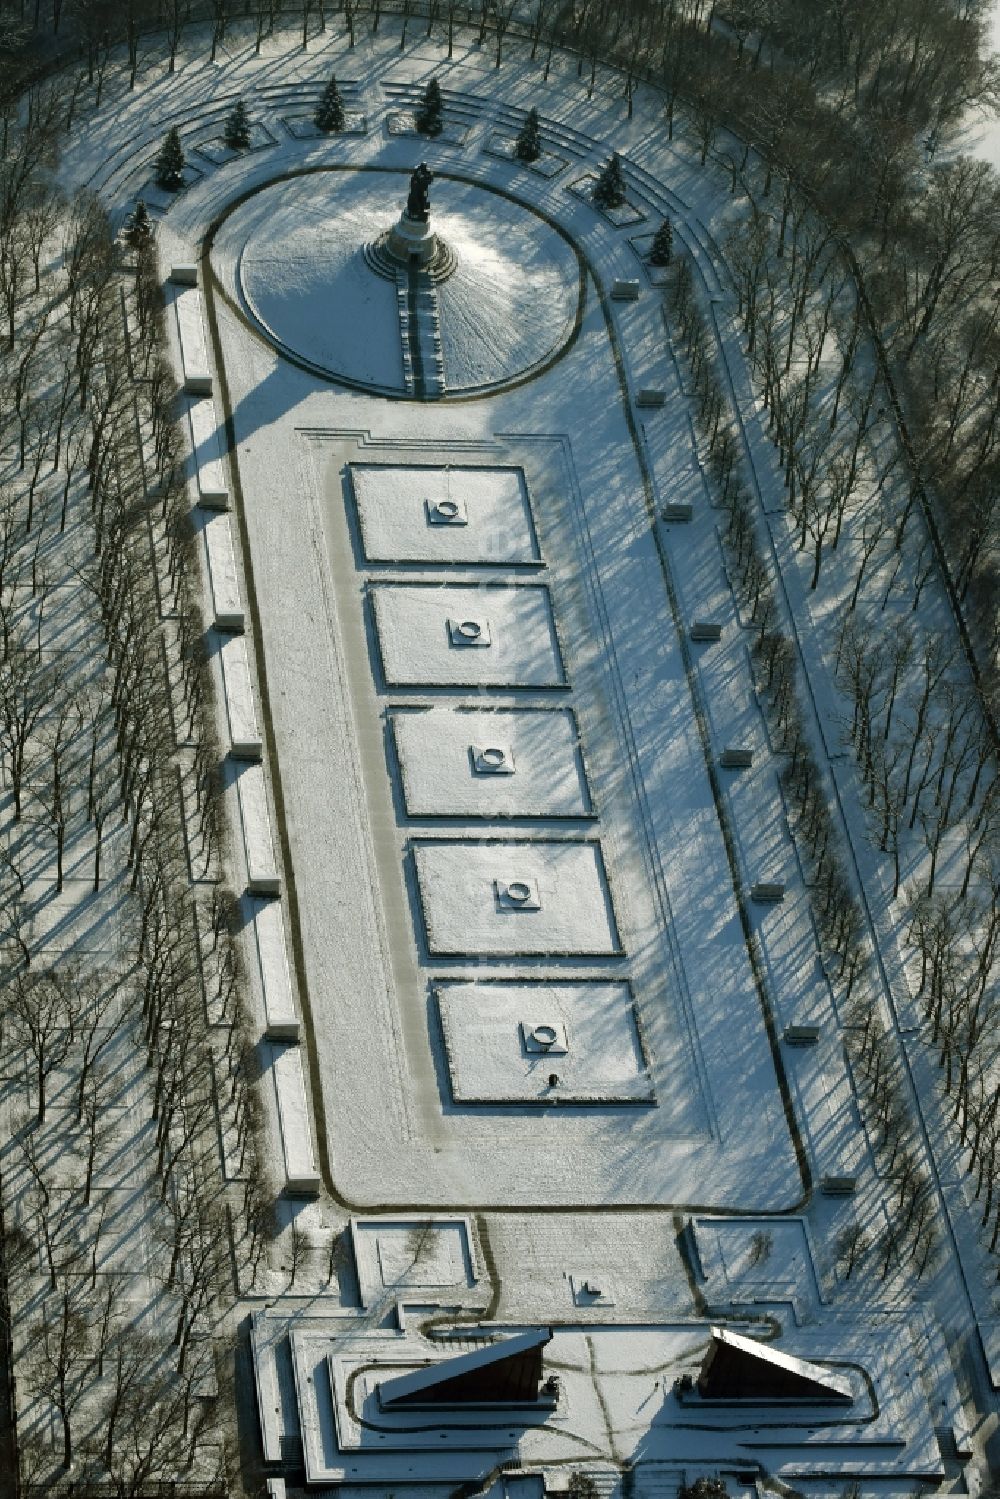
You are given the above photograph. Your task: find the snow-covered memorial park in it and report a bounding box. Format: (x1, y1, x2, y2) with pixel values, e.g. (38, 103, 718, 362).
(0, 4, 998, 1495)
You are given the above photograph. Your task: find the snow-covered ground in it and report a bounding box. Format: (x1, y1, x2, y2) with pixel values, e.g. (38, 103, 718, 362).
(390, 705, 592, 817)
(413, 837, 620, 955)
(78, 37, 807, 1212)
(50, 13, 1000, 1492)
(370, 581, 567, 687)
(350, 463, 541, 562)
(233, 172, 407, 388)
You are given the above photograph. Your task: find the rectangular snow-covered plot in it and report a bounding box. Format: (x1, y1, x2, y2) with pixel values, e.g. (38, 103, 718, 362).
(267, 1042, 320, 1194)
(187, 397, 228, 507)
(252, 896, 299, 1039)
(390, 707, 592, 818)
(251, 1313, 285, 1463)
(349, 463, 540, 564)
(173, 284, 212, 393)
(437, 980, 653, 1103)
(411, 839, 621, 956)
(219, 633, 262, 760)
(236, 762, 280, 895)
(204, 513, 244, 630)
(786, 1039, 865, 1186)
(370, 584, 566, 689)
(351, 1218, 477, 1307)
(691, 1219, 823, 1312)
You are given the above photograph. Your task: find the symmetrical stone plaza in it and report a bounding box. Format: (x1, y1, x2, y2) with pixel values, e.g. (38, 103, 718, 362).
(64, 19, 997, 1496)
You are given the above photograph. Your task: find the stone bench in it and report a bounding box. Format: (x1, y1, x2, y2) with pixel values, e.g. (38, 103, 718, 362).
(204, 514, 244, 631)
(251, 1312, 284, 1464)
(237, 762, 280, 896)
(820, 1174, 857, 1196)
(187, 398, 229, 509)
(170, 263, 199, 287)
(173, 284, 212, 394)
(253, 897, 299, 1041)
(220, 634, 262, 761)
(269, 1043, 321, 1195)
(783, 1023, 821, 1045)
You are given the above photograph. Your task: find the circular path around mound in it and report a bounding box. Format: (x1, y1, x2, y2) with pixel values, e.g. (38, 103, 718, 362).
(223, 167, 583, 396)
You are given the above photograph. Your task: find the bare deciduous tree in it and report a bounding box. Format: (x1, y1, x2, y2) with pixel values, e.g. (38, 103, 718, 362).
(7, 966, 76, 1124)
(30, 1289, 91, 1470)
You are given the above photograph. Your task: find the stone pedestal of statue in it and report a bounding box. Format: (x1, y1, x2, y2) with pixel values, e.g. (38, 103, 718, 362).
(364, 163, 457, 284)
(387, 211, 438, 267)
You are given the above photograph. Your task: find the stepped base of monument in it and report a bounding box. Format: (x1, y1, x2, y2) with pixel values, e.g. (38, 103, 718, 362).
(365, 215, 457, 283)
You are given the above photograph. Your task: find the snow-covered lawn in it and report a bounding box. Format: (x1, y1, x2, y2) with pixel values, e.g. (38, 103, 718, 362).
(370, 581, 567, 687)
(436, 978, 653, 1102)
(231, 171, 406, 389)
(350, 460, 540, 563)
(390, 705, 592, 817)
(412, 837, 621, 955)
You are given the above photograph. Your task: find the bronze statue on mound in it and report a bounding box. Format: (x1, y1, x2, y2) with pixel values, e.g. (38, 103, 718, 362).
(367, 160, 454, 281)
(406, 162, 434, 223)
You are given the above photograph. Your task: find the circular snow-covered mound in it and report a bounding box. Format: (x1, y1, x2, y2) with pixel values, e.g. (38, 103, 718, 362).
(227, 169, 581, 397)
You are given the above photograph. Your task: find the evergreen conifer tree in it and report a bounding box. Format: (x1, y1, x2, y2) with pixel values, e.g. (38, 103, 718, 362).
(154, 128, 186, 192)
(224, 99, 252, 150)
(592, 152, 627, 210)
(679, 1481, 728, 1499)
(514, 107, 542, 163)
(124, 199, 153, 249)
(649, 215, 673, 265)
(315, 72, 346, 132)
(415, 77, 443, 137)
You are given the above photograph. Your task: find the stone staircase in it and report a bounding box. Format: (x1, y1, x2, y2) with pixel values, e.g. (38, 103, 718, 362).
(395, 272, 415, 395)
(413, 273, 446, 397)
(394, 266, 446, 399)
